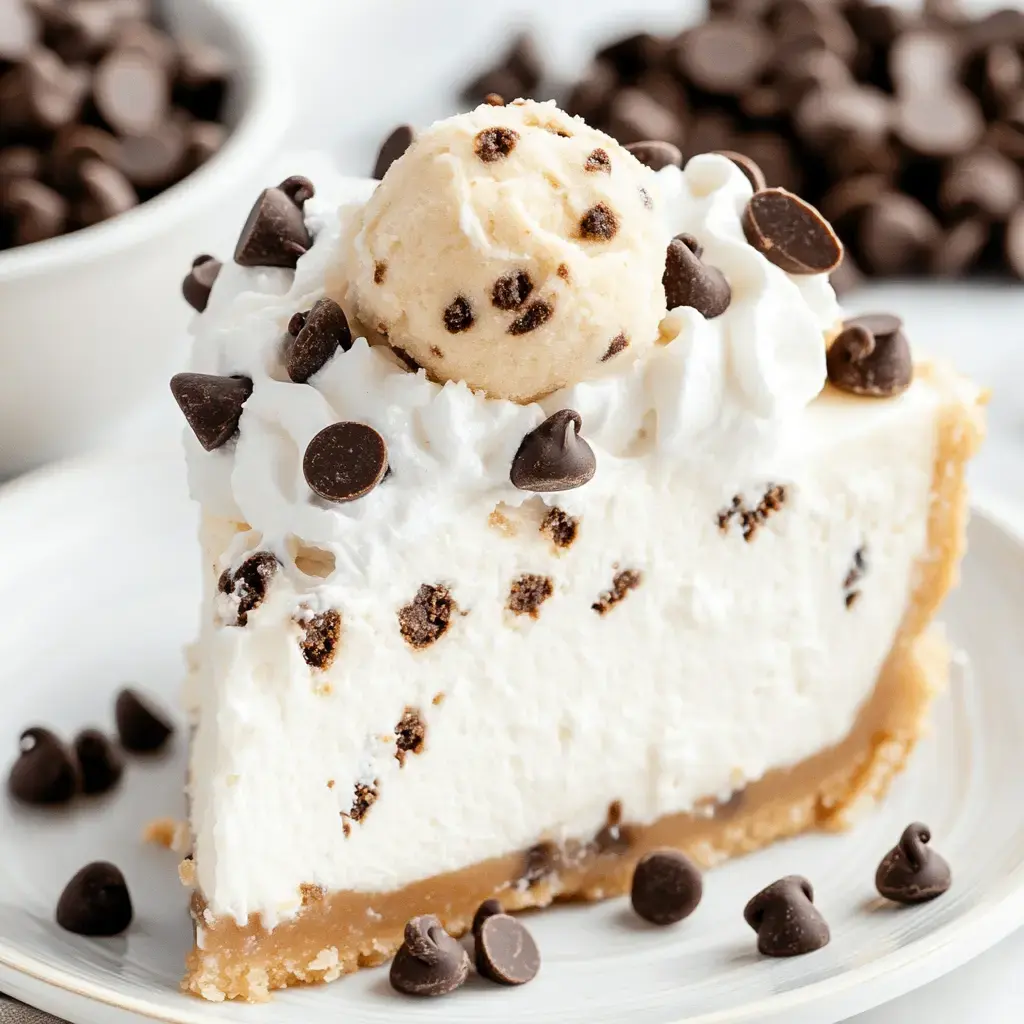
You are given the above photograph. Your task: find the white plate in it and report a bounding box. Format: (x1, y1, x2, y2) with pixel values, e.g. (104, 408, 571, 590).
(1, 448, 1023, 1024)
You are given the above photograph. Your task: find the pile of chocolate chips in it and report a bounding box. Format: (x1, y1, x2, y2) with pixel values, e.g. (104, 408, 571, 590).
(0, 0, 232, 251)
(463, 0, 1024, 284)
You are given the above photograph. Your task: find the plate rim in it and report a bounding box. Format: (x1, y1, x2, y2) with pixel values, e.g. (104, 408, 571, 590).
(0, 447, 1021, 1024)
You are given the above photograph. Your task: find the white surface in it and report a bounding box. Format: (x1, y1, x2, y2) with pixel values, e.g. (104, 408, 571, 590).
(0, 0, 292, 477)
(0, 446, 1022, 1024)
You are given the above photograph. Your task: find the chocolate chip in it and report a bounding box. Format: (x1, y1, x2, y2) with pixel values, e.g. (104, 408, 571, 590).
(511, 410, 597, 492)
(492, 270, 533, 311)
(713, 150, 767, 191)
(744, 875, 830, 957)
(508, 298, 554, 335)
(896, 89, 984, 158)
(630, 850, 703, 925)
(299, 609, 341, 670)
(858, 193, 941, 275)
(56, 862, 133, 937)
(939, 149, 1022, 220)
(0, 178, 67, 245)
(169, 372, 252, 451)
(175, 37, 231, 119)
(443, 295, 474, 333)
(348, 781, 378, 823)
(74, 159, 137, 227)
(8, 727, 80, 805)
(181, 254, 221, 313)
(592, 569, 642, 614)
(398, 584, 455, 649)
(579, 202, 619, 241)
(474, 126, 519, 162)
(540, 506, 579, 548)
(585, 147, 611, 173)
(508, 574, 554, 618)
(930, 217, 989, 277)
(0, 0, 37, 62)
(390, 915, 469, 997)
(234, 175, 313, 269)
(624, 139, 683, 171)
(742, 188, 843, 274)
(73, 729, 124, 796)
(876, 822, 952, 904)
(476, 915, 541, 986)
(0, 146, 41, 180)
(664, 236, 732, 318)
(395, 707, 425, 765)
(114, 688, 174, 753)
(116, 119, 188, 190)
(94, 46, 169, 136)
(50, 125, 120, 187)
(373, 124, 414, 180)
(221, 551, 280, 626)
(472, 898, 503, 937)
(286, 298, 352, 383)
(594, 801, 634, 854)
(523, 842, 558, 885)
(303, 422, 389, 503)
(0, 51, 87, 133)
(677, 21, 772, 94)
(601, 332, 630, 362)
(827, 313, 912, 397)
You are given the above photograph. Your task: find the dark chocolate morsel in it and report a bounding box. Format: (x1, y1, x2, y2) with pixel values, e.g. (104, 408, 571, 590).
(286, 298, 352, 383)
(472, 898, 503, 937)
(389, 914, 470, 996)
(234, 176, 314, 269)
(169, 372, 252, 451)
(663, 235, 731, 318)
(56, 862, 133, 936)
(114, 689, 174, 753)
(7, 727, 80, 805)
(181, 255, 222, 313)
(373, 125, 415, 180)
(476, 913, 541, 986)
(631, 849, 703, 925)
(744, 875, 830, 957)
(511, 410, 597, 493)
(826, 313, 913, 397)
(625, 140, 683, 171)
(876, 822, 952, 904)
(73, 729, 124, 796)
(303, 422, 389, 503)
(742, 188, 843, 274)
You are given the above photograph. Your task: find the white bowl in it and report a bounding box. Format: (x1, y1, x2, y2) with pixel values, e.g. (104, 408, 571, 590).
(0, 0, 292, 477)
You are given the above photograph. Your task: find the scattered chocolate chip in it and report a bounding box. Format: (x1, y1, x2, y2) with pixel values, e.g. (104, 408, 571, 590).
(234, 175, 313, 269)
(592, 569, 642, 614)
(664, 235, 732, 318)
(713, 150, 767, 192)
(585, 147, 611, 173)
(286, 298, 352, 383)
(94, 46, 169, 136)
(492, 270, 533, 311)
(169, 372, 252, 451)
(742, 188, 843, 274)
(508, 574, 554, 618)
(73, 729, 124, 796)
(56, 862, 133, 937)
(827, 313, 913, 397)
(303, 422, 389, 503)
(602, 332, 630, 361)
(399, 584, 456, 649)
(395, 707, 425, 765)
(348, 780, 378, 823)
(373, 125, 414, 180)
(220, 551, 280, 626)
(114, 689, 174, 753)
(181, 254, 221, 313)
(541, 506, 579, 548)
(443, 295, 474, 333)
(390, 915, 470, 997)
(744, 875, 830, 957)
(625, 139, 683, 170)
(631, 850, 703, 925)
(579, 202, 619, 241)
(511, 410, 597, 492)
(8, 727, 80, 805)
(876, 822, 952, 904)
(474, 126, 519, 162)
(476, 914, 541, 986)
(508, 298, 554, 335)
(74, 158, 138, 227)
(473, 898, 504, 937)
(0, 177, 67, 245)
(299, 609, 341, 670)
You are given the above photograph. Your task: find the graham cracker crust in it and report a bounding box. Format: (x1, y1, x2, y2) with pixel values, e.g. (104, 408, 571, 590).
(184, 367, 985, 1002)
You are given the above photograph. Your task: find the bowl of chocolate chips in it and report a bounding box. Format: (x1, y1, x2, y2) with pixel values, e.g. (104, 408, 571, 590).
(0, 0, 291, 475)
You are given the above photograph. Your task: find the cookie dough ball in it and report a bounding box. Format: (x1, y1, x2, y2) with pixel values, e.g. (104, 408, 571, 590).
(344, 100, 671, 403)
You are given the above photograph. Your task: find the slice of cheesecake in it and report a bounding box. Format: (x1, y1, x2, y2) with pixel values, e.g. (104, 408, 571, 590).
(171, 104, 984, 1002)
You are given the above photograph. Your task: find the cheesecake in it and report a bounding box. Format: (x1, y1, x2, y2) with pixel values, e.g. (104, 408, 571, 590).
(171, 101, 984, 1002)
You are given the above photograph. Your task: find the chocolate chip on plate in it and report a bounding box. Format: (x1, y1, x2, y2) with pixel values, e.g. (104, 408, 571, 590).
(94, 45, 170, 137)
(169, 372, 253, 451)
(389, 914, 470, 997)
(7, 727, 80, 806)
(827, 313, 913, 397)
(476, 913, 541, 986)
(303, 422, 389, 503)
(742, 188, 844, 274)
(286, 298, 352, 383)
(630, 849, 703, 925)
(56, 862, 133, 936)
(744, 875, 830, 957)
(234, 175, 314, 269)
(625, 139, 683, 171)
(511, 409, 597, 493)
(181, 254, 222, 313)
(664, 234, 731, 318)
(373, 125, 415, 180)
(73, 729, 124, 796)
(114, 688, 174, 754)
(876, 822, 952, 904)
